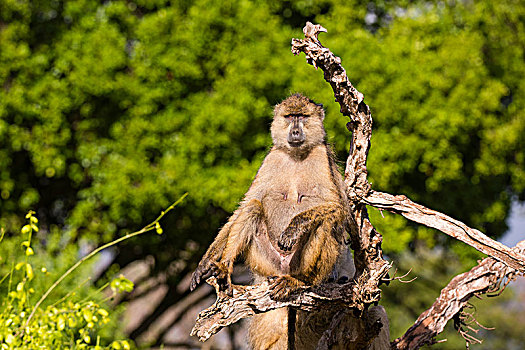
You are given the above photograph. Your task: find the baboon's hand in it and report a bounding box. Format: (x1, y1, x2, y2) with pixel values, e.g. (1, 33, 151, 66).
(268, 275, 305, 301)
(190, 260, 233, 296)
(278, 226, 300, 252)
(190, 259, 213, 291)
(278, 217, 306, 251)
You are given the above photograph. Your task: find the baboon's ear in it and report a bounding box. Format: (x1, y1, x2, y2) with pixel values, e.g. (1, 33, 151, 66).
(317, 104, 325, 120)
(273, 104, 282, 118)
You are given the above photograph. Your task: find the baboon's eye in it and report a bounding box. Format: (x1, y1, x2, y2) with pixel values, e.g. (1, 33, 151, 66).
(284, 114, 308, 120)
(296, 115, 308, 122)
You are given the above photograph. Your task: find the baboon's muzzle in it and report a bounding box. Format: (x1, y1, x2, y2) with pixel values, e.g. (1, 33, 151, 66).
(288, 118, 306, 147)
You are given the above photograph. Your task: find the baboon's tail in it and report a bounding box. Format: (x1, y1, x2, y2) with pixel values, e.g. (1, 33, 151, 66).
(287, 307, 296, 350)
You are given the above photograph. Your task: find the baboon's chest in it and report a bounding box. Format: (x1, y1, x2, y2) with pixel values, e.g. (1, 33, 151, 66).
(262, 169, 333, 240)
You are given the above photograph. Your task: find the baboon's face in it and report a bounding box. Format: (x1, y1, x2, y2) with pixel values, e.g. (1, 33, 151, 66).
(271, 94, 326, 154)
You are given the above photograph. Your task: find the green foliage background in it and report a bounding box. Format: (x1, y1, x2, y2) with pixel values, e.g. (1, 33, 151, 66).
(1, 0, 524, 347)
(0, 213, 134, 349)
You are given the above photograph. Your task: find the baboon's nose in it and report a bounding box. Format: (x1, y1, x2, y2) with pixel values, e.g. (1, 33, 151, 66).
(288, 127, 306, 147)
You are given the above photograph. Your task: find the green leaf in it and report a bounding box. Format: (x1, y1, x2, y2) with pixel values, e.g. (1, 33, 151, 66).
(57, 315, 66, 331)
(25, 247, 34, 256)
(25, 263, 33, 279)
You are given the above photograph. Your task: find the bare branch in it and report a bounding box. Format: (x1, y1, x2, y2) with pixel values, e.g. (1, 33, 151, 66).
(385, 269, 417, 284)
(392, 240, 525, 349)
(190, 276, 377, 342)
(363, 190, 525, 272)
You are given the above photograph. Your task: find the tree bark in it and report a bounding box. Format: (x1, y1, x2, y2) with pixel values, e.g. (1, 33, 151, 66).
(191, 277, 378, 342)
(363, 191, 525, 272)
(392, 240, 525, 349)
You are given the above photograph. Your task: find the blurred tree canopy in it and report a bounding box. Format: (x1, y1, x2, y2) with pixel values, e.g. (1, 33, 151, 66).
(1, 0, 524, 346)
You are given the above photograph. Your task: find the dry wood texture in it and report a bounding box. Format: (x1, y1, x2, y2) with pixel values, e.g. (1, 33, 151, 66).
(363, 191, 525, 272)
(191, 277, 375, 342)
(392, 240, 525, 349)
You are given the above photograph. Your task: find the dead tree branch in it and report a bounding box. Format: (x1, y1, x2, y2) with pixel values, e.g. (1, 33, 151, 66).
(392, 240, 525, 349)
(363, 191, 525, 272)
(191, 277, 373, 342)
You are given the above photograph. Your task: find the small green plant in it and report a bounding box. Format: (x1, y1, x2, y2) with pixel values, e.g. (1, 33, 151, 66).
(0, 194, 187, 349)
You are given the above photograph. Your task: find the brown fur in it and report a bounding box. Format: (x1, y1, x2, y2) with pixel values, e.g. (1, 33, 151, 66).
(191, 94, 389, 349)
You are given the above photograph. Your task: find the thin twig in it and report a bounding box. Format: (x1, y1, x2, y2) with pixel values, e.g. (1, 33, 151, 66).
(24, 193, 188, 327)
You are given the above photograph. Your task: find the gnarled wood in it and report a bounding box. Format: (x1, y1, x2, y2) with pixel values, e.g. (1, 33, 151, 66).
(363, 191, 525, 272)
(190, 277, 373, 342)
(392, 240, 525, 349)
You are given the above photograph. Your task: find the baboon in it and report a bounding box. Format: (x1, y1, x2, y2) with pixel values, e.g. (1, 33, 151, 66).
(191, 94, 389, 349)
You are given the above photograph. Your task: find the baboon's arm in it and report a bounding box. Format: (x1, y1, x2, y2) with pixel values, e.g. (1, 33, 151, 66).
(277, 202, 346, 252)
(219, 199, 266, 294)
(190, 199, 266, 292)
(189, 210, 238, 291)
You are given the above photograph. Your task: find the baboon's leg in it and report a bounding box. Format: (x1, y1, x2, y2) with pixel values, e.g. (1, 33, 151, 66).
(270, 203, 346, 299)
(249, 308, 289, 350)
(277, 203, 345, 252)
